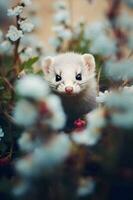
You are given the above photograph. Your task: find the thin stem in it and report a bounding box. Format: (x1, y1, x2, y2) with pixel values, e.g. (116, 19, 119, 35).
(13, 16, 21, 75)
(3, 77, 15, 92)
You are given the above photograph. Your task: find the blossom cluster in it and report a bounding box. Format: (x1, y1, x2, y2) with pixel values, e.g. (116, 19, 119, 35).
(72, 108, 106, 146)
(13, 73, 106, 198)
(6, 1, 34, 42)
(50, 0, 118, 57)
(49, 0, 72, 51)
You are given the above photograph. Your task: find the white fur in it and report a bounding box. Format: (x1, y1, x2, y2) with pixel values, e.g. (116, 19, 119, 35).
(42, 52, 97, 121)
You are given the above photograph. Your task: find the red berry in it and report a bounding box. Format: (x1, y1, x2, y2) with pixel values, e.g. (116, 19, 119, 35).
(74, 119, 86, 130)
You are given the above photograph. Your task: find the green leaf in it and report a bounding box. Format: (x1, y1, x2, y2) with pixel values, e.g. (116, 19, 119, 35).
(21, 57, 39, 70)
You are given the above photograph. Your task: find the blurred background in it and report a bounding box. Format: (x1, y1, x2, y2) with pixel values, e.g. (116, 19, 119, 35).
(1, 0, 132, 48)
(0, 1, 133, 200)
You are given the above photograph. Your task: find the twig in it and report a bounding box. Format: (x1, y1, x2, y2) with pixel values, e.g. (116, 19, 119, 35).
(3, 111, 15, 123)
(3, 77, 15, 92)
(13, 16, 21, 75)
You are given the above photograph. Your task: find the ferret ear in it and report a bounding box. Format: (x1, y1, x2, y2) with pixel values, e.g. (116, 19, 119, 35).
(82, 54, 96, 73)
(41, 56, 54, 75)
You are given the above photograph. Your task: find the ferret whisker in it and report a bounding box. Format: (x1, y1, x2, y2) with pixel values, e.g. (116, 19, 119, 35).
(47, 82, 56, 88)
(48, 85, 56, 89)
(81, 77, 94, 85)
(81, 81, 89, 85)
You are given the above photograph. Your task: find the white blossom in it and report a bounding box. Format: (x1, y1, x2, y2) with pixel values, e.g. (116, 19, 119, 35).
(54, 10, 70, 23)
(58, 29, 72, 40)
(54, 0, 67, 10)
(15, 75, 50, 100)
(20, 47, 35, 62)
(96, 90, 110, 103)
(112, 111, 133, 128)
(116, 12, 133, 31)
(123, 85, 133, 93)
(105, 90, 133, 128)
(29, 15, 42, 28)
(49, 37, 61, 48)
(19, 19, 34, 33)
(13, 181, 29, 196)
(21, 34, 43, 49)
(21, 0, 32, 6)
(7, 6, 23, 16)
(123, 0, 133, 8)
(13, 100, 38, 127)
(15, 157, 34, 177)
(72, 130, 92, 145)
(18, 132, 41, 152)
(16, 134, 71, 177)
(84, 22, 108, 40)
(86, 108, 106, 145)
(77, 178, 95, 197)
(72, 108, 106, 146)
(90, 34, 117, 56)
(0, 40, 13, 54)
(6, 25, 23, 42)
(45, 95, 66, 130)
(105, 59, 133, 81)
(0, 127, 4, 141)
(53, 25, 72, 40)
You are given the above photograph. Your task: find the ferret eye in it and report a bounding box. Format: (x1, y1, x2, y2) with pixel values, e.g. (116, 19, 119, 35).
(56, 74, 62, 82)
(76, 73, 82, 81)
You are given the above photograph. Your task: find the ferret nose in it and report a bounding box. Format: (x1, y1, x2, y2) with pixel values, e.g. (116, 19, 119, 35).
(65, 86, 73, 94)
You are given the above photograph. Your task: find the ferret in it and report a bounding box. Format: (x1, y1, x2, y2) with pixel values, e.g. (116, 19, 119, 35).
(42, 52, 97, 128)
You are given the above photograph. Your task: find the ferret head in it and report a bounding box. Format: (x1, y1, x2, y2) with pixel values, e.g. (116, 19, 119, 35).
(42, 52, 96, 96)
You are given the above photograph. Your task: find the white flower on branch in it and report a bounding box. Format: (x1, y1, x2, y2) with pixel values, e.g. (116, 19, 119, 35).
(72, 129, 91, 145)
(16, 134, 71, 177)
(19, 19, 34, 33)
(49, 37, 61, 49)
(84, 22, 109, 40)
(105, 90, 133, 128)
(15, 75, 50, 100)
(116, 12, 133, 31)
(13, 181, 29, 196)
(20, 47, 35, 62)
(105, 59, 133, 81)
(7, 6, 23, 17)
(77, 178, 95, 197)
(21, 0, 32, 6)
(54, 10, 70, 24)
(96, 90, 110, 104)
(6, 25, 23, 42)
(90, 34, 117, 56)
(21, 34, 44, 49)
(54, 0, 67, 10)
(53, 25, 72, 40)
(72, 108, 106, 146)
(45, 95, 66, 130)
(123, 85, 133, 93)
(18, 132, 41, 152)
(13, 100, 38, 127)
(0, 40, 13, 54)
